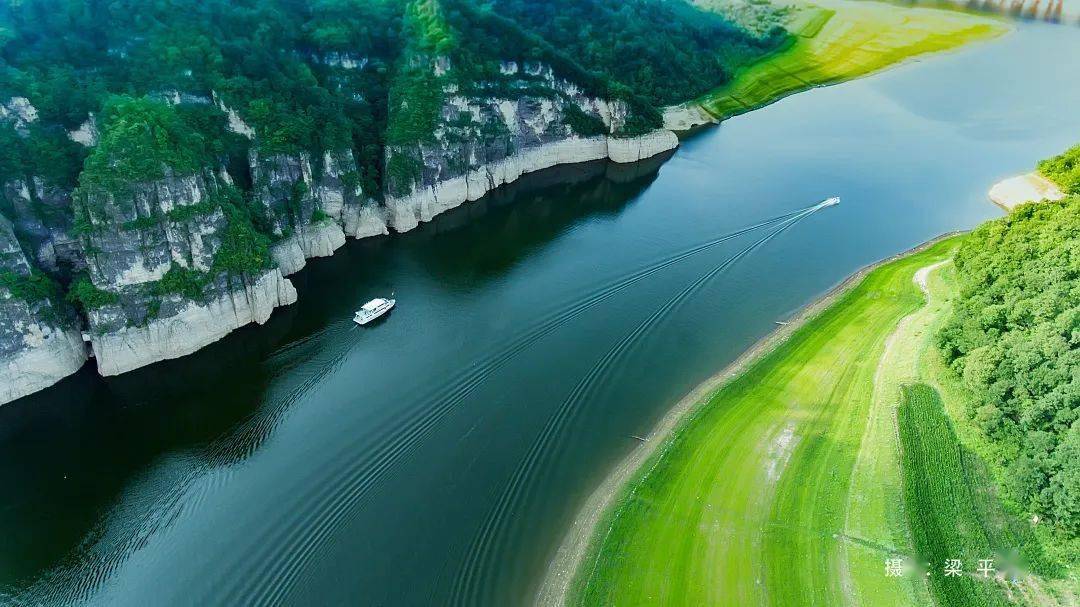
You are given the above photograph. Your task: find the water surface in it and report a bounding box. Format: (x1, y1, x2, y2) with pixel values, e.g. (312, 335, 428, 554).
(2, 21, 1079, 607)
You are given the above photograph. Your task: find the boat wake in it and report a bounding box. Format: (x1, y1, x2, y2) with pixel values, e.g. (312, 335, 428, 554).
(12, 201, 832, 607)
(224, 204, 829, 606)
(448, 207, 820, 606)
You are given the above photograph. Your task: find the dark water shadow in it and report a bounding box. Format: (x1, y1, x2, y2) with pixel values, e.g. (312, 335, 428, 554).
(0, 302, 301, 589)
(0, 149, 674, 597)
(399, 152, 674, 288)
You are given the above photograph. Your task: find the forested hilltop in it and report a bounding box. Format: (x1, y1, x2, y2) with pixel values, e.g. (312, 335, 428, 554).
(0, 0, 784, 401)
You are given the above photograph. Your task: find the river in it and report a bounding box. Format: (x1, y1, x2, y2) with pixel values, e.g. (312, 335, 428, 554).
(1, 20, 1078, 607)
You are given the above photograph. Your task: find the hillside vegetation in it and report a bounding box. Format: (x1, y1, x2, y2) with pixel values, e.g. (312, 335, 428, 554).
(0, 0, 775, 203)
(939, 194, 1080, 542)
(0, 0, 782, 333)
(481, 0, 787, 106)
(1037, 144, 1080, 194)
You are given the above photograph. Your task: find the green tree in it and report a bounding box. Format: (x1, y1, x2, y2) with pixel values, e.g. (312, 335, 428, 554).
(939, 194, 1080, 539)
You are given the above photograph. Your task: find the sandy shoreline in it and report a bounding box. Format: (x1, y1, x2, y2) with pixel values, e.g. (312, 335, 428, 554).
(533, 231, 964, 607)
(988, 172, 1065, 211)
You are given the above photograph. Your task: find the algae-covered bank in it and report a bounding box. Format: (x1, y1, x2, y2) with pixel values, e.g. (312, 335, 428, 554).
(548, 181, 1080, 606)
(548, 226, 1079, 606)
(540, 237, 964, 606)
(664, 0, 1006, 128)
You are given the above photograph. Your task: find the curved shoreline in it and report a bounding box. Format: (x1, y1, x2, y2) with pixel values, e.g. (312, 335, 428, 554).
(534, 231, 963, 607)
(677, 0, 1009, 128)
(987, 171, 1065, 210)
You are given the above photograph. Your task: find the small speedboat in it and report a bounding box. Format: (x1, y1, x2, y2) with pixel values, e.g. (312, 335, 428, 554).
(816, 196, 841, 209)
(354, 297, 395, 325)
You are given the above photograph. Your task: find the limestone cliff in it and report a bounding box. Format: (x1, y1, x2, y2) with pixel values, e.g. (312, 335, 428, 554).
(0, 214, 88, 404)
(1, 176, 84, 274)
(0, 58, 681, 402)
(383, 58, 678, 232)
(0, 0, 794, 405)
(250, 148, 387, 276)
(662, 103, 719, 132)
(75, 164, 296, 376)
(0, 51, 682, 401)
(87, 269, 296, 376)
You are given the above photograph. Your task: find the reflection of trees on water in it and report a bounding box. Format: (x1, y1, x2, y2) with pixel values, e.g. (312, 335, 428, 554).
(0, 298, 309, 597)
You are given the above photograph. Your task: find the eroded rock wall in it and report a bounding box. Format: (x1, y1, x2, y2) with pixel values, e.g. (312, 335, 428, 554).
(0, 214, 88, 404)
(252, 148, 387, 276)
(77, 166, 298, 375)
(384, 60, 678, 232)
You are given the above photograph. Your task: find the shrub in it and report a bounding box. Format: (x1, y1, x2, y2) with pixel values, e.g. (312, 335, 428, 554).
(66, 275, 119, 309)
(0, 269, 61, 304)
(213, 198, 273, 276)
(76, 96, 212, 198)
(563, 105, 608, 137)
(1037, 144, 1080, 194)
(153, 264, 209, 299)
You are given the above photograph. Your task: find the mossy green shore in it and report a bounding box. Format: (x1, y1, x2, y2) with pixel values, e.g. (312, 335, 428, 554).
(686, 0, 1006, 121)
(542, 234, 1079, 607)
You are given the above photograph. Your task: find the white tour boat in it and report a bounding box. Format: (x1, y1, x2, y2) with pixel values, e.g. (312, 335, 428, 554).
(354, 297, 395, 325)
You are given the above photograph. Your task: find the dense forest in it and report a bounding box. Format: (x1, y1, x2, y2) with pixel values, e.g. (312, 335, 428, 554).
(480, 0, 786, 106)
(0, 0, 781, 199)
(939, 193, 1080, 540)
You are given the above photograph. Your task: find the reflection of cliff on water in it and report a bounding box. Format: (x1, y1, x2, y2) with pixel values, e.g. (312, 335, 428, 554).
(401, 151, 675, 287)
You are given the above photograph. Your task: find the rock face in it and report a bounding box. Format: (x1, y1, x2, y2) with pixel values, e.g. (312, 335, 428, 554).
(1, 176, 84, 273)
(76, 166, 298, 375)
(662, 103, 718, 132)
(252, 148, 387, 275)
(384, 60, 679, 233)
(0, 214, 88, 405)
(0, 52, 689, 402)
(385, 133, 677, 232)
(88, 269, 296, 376)
(270, 220, 347, 276)
(80, 169, 228, 287)
(0, 96, 38, 135)
(608, 130, 681, 164)
(988, 172, 1066, 211)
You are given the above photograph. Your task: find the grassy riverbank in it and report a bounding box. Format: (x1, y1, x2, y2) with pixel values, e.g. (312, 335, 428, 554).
(564, 238, 961, 606)
(691, 0, 1006, 120)
(554, 234, 1078, 606)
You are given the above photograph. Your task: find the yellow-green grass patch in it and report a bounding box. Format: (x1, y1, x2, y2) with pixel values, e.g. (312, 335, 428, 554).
(569, 238, 962, 606)
(897, 383, 1012, 607)
(693, 0, 1007, 120)
(564, 214, 1080, 606)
